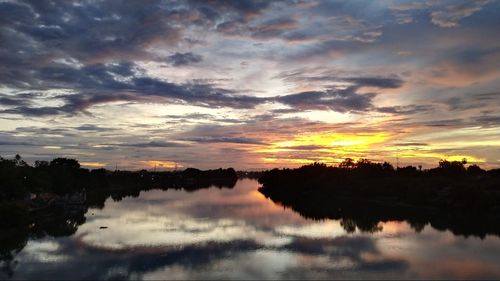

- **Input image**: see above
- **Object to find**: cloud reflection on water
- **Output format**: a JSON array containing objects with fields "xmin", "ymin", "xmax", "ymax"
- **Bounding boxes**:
[{"xmin": 6, "ymin": 179, "xmax": 500, "ymax": 280}]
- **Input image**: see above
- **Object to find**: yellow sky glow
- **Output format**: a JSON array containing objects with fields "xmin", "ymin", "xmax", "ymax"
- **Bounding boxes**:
[
  {"xmin": 255, "ymin": 131, "xmax": 488, "ymax": 166},
  {"xmin": 80, "ymin": 161, "xmax": 107, "ymax": 168}
]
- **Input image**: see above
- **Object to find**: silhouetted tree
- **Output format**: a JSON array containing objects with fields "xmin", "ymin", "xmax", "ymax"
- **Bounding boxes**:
[
  {"xmin": 50, "ymin": 158, "xmax": 80, "ymax": 169},
  {"xmin": 339, "ymin": 158, "xmax": 355, "ymax": 169},
  {"xmin": 467, "ymin": 164, "xmax": 485, "ymax": 176}
]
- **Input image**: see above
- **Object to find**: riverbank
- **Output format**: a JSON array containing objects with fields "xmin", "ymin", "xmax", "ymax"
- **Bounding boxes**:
[{"xmin": 258, "ymin": 160, "xmax": 500, "ymax": 238}]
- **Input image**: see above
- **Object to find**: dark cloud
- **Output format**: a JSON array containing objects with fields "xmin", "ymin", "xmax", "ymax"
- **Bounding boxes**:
[
  {"xmin": 422, "ymin": 119, "xmax": 465, "ymax": 127},
  {"xmin": 377, "ymin": 105, "xmax": 432, "ymax": 115},
  {"xmin": 473, "ymin": 92, "xmax": 500, "ymax": 101},
  {"xmin": 440, "ymin": 92, "xmax": 500, "ymax": 112},
  {"xmin": 167, "ymin": 52, "xmax": 203, "ymax": 66},
  {"xmin": 183, "ymin": 137, "xmax": 266, "ymax": 145},
  {"xmin": 475, "ymin": 115, "xmax": 500, "ymax": 127},
  {"xmin": 2, "ymin": 106, "xmax": 67, "ymax": 117},
  {"xmin": 276, "ymin": 87, "xmax": 375, "ymax": 112},
  {"xmin": 74, "ymin": 124, "xmax": 114, "ymax": 132},
  {"xmin": 1, "ymin": 3, "xmax": 180, "ymax": 92},
  {"xmin": 0, "ymin": 140, "xmax": 35, "ymax": 146},
  {"xmin": 450, "ymin": 47, "xmax": 500, "ymax": 66},
  {"xmin": 283, "ymin": 236, "xmax": 409, "ymax": 274},
  {"xmin": 23, "ymin": 0, "xmax": 180, "ymax": 61},
  {"xmin": 0, "ymin": 92, "xmax": 41, "ymax": 108},
  {"xmin": 14, "ymin": 126, "xmax": 69, "ymax": 135},
  {"xmin": 2, "ymin": 55, "xmax": 410, "ymax": 116},
  {"xmin": 270, "ymin": 74, "xmax": 416, "ymax": 115},
  {"xmin": 190, "ymin": 0, "xmax": 280, "ymax": 21},
  {"xmin": 1, "ymin": 62, "xmax": 266, "ymax": 116},
  {"xmin": 344, "ymin": 77, "xmax": 403, "ymax": 89},
  {"xmin": 0, "ymin": 1, "xmax": 239, "ymax": 116},
  {"xmin": 0, "ymin": 96, "xmax": 30, "ymax": 107},
  {"xmin": 277, "ymin": 70, "xmax": 404, "ymax": 89},
  {"xmin": 9, "ymin": 238, "xmax": 260, "ymax": 280},
  {"xmin": 113, "ymin": 141, "xmax": 188, "ymax": 148}
]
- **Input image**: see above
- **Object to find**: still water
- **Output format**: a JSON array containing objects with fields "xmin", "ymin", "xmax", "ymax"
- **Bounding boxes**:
[{"xmin": 4, "ymin": 179, "xmax": 500, "ymax": 279}]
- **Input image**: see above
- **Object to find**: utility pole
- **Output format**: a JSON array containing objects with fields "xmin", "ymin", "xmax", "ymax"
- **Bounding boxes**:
[{"xmin": 396, "ymin": 148, "xmax": 399, "ymax": 169}]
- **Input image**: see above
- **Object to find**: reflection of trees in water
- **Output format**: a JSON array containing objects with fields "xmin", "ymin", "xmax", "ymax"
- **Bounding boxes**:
[
  {"xmin": 31, "ymin": 210, "xmax": 87, "ymax": 238},
  {"xmin": 0, "ymin": 205, "xmax": 86, "ymax": 278},
  {"xmin": 340, "ymin": 219, "xmax": 357, "ymax": 233},
  {"xmin": 258, "ymin": 160, "xmax": 500, "ymax": 238},
  {"xmin": 0, "ymin": 175, "xmax": 237, "ymax": 278},
  {"xmin": 260, "ymin": 187, "xmax": 500, "ymax": 239},
  {"xmin": 340, "ymin": 218, "xmax": 383, "ymax": 234},
  {"xmin": 0, "ymin": 155, "xmax": 239, "ymax": 277},
  {"xmin": 0, "ymin": 229, "xmax": 28, "ymax": 278}
]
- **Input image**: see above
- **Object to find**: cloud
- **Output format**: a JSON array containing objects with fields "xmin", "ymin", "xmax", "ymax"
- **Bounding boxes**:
[
  {"xmin": 74, "ymin": 124, "xmax": 115, "ymax": 132},
  {"xmin": 422, "ymin": 119, "xmax": 465, "ymax": 127},
  {"xmin": 183, "ymin": 137, "xmax": 266, "ymax": 145},
  {"xmin": 190, "ymin": 0, "xmax": 282, "ymax": 21},
  {"xmin": 279, "ymin": 145, "xmax": 328, "ymax": 150},
  {"xmin": 216, "ymin": 15, "xmax": 300, "ymax": 40},
  {"xmin": 431, "ymin": 1, "xmax": 490, "ymax": 28},
  {"xmin": 276, "ymin": 69, "xmax": 404, "ymax": 89},
  {"xmin": 0, "ymin": 0, "xmax": 499, "ymax": 169},
  {"xmin": 377, "ymin": 105, "xmax": 432, "ymax": 115},
  {"xmin": 393, "ymin": 142, "xmax": 429, "ymax": 147},
  {"xmin": 272, "ymin": 73, "xmax": 405, "ymax": 113},
  {"xmin": 0, "ymin": 140, "xmax": 35, "ymax": 146},
  {"xmin": 344, "ymin": 77, "xmax": 403, "ymax": 89},
  {"xmin": 0, "ymin": 1, "xmax": 182, "ymax": 67},
  {"xmin": 250, "ymin": 17, "xmax": 299, "ymax": 39},
  {"xmin": 475, "ymin": 115, "xmax": 500, "ymax": 127},
  {"xmin": 162, "ymin": 113, "xmax": 215, "ymax": 120},
  {"xmin": 10, "ymin": 238, "xmax": 261, "ymax": 280},
  {"xmin": 441, "ymin": 92, "xmax": 500, "ymax": 112},
  {"xmin": 167, "ymin": 52, "xmax": 203, "ymax": 66},
  {"xmin": 277, "ymin": 88, "xmax": 375, "ymax": 112},
  {"xmin": 112, "ymin": 141, "xmax": 188, "ymax": 148},
  {"xmin": 1, "ymin": 62, "xmax": 266, "ymax": 116},
  {"xmin": 2, "ymin": 106, "xmax": 65, "ymax": 116},
  {"xmin": 0, "ymin": 95, "xmax": 30, "ymax": 106},
  {"xmin": 389, "ymin": 1, "xmax": 490, "ymax": 28},
  {"xmin": 2, "ymin": 56, "xmax": 409, "ymax": 116}
]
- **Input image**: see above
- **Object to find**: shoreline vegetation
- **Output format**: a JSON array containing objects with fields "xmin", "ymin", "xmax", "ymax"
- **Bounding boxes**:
[
  {"xmin": 0, "ymin": 154, "xmax": 238, "ymax": 276},
  {"xmin": 0, "ymin": 155, "xmax": 238, "ymax": 200},
  {"xmin": 258, "ymin": 158, "xmax": 500, "ymax": 238},
  {"xmin": 2, "ymin": 154, "xmax": 500, "ymax": 274}
]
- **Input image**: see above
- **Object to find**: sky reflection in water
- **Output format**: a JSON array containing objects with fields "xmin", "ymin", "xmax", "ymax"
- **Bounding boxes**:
[{"xmin": 6, "ymin": 179, "xmax": 500, "ymax": 280}]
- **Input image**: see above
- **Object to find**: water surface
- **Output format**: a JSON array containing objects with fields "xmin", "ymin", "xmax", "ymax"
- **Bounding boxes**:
[{"xmin": 3, "ymin": 179, "xmax": 500, "ymax": 279}]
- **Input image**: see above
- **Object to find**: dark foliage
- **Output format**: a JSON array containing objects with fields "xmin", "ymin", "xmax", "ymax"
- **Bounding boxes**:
[
  {"xmin": 0, "ymin": 155, "xmax": 237, "ymax": 201},
  {"xmin": 258, "ymin": 158, "xmax": 500, "ymax": 238},
  {"xmin": 0, "ymin": 154, "xmax": 239, "ymax": 275}
]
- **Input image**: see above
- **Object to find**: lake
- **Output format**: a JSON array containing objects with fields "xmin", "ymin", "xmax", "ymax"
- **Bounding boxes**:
[{"xmin": 3, "ymin": 179, "xmax": 500, "ymax": 280}]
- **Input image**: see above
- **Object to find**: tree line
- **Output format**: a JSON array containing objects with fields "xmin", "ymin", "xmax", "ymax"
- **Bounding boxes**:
[{"xmin": 0, "ymin": 154, "xmax": 238, "ymax": 202}]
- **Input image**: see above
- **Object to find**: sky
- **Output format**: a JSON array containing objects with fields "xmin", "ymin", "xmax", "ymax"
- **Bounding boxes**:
[{"xmin": 0, "ymin": 0, "xmax": 499, "ymax": 170}]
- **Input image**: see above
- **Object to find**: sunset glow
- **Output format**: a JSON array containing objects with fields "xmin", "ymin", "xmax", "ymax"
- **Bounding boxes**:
[{"xmin": 0, "ymin": 0, "xmax": 499, "ymax": 169}]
